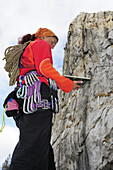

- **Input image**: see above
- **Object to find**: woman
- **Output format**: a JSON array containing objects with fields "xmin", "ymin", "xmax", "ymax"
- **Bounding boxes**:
[{"xmin": 8, "ymin": 28, "xmax": 82, "ymax": 170}]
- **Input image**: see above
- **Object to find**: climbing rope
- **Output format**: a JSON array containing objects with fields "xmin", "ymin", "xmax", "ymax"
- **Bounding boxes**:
[
  {"xmin": 3, "ymin": 41, "xmax": 31, "ymax": 86},
  {"xmin": 0, "ymin": 104, "xmax": 6, "ymax": 132}
]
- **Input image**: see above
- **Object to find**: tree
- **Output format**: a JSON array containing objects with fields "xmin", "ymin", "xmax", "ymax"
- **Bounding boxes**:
[{"xmin": 2, "ymin": 154, "xmax": 11, "ymax": 170}]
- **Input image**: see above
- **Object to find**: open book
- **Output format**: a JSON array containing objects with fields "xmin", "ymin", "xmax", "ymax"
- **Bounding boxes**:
[{"xmin": 64, "ymin": 75, "xmax": 91, "ymax": 88}]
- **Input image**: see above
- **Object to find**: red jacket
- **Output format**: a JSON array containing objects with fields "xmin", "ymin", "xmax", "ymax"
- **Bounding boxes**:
[{"xmin": 19, "ymin": 38, "xmax": 74, "ymax": 93}]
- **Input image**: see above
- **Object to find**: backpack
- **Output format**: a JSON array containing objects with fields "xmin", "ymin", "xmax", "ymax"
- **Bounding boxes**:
[{"xmin": 3, "ymin": 41, "xmax": 31, "ymax": 86}]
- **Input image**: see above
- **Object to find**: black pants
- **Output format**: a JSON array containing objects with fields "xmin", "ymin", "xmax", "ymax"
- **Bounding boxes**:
[{"xmin": 9, "ymin": 109, "xmax": 56, "ymax": 170}]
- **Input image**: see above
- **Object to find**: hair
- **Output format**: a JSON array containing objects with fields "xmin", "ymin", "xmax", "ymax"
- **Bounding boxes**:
[
  {"xmin": 18, "ymin": 34, "xmax": 59, "ymax": 44},
  {"xmin": 18, "ymin": 34, "xmax": 36, "ymax": 44}
]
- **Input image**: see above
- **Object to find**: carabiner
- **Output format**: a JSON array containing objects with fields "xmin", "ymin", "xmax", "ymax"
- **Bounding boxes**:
[{"xmin": 17, "ymin": 85, "xmax": 25, "ymax": 98}]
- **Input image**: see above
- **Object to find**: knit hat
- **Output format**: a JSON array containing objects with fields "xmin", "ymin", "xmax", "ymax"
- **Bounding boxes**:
[{"xmin": 35, "ymin": 28, "xmax": 58, "ymax": 40}]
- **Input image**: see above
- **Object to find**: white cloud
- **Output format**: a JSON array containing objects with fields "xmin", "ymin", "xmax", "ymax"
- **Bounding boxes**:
[{"xmin": 0, "ymin": 125, "xmax": 19, "ymax": 167}]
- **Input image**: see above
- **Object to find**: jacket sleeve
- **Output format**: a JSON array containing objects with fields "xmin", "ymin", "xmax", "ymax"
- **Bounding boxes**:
[{"xmin": 40, "ymin": 58, "xmax": 74, "ymax": 93}]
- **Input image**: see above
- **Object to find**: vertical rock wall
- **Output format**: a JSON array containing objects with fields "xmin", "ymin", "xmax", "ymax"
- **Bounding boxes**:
[{"xmin": 51, "ymin": 11, "xmax": 113, "ymax": 170}]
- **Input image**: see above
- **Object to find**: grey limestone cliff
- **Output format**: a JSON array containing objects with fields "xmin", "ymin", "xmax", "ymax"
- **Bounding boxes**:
[{"xmin": 51, "ymin": 11, "xmax": 113, "ymax": 170}]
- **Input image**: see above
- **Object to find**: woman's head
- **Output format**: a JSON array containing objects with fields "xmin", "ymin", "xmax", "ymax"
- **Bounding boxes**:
[
  {"xmin": 18, "ymin": 28, "xmax": 58, "ymax": 48},
  {"xmin": 35, "ymin": 28, "xmax": 58, "ymax": 49}
]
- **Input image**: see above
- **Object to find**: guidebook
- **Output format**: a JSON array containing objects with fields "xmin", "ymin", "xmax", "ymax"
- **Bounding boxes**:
[{"xmin": 64, "ymin": 75, "xmax": 91, "ymax": 88}]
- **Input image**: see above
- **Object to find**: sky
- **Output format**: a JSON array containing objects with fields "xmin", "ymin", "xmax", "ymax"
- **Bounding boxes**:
[{"xmin": 0, "ymin": 0, "xmax": 113, "ymax": 168}]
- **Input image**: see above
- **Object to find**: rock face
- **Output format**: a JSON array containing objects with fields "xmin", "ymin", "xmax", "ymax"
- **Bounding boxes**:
[{"xmin": 51, "ymin": 11, "xmax": 113, "ymax": 170}]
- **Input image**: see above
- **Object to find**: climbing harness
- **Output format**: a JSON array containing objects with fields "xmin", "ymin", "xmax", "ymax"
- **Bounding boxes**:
[
  {"xmin": 16, "ymin": 71, "xmax": 51, "ymax": 114},
  {"xmin": 3, "ymin": 71, "xmax": 59, "ymax": 119}
]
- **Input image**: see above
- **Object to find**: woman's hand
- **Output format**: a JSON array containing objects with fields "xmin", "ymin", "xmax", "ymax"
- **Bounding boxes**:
[{"xmin": 72, "ymin": 81, "xmax": 83, "ymax": 90}]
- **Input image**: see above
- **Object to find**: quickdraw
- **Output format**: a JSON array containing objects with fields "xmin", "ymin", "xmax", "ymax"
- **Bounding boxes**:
[
  {"xmin": 16, "ymin": 71, "xmax": 51, "ymax": 114},
  {"xmin": 49, "ymin": 79, "xmax": 59, "ymax": 114}
]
